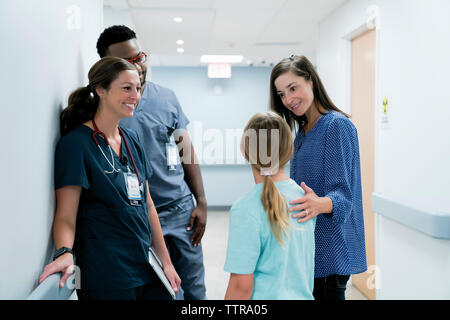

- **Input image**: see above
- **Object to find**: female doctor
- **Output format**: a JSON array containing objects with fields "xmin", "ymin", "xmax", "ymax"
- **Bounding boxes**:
[{"xmin": 39, "ymin": 56, "xmax": 181, "ymax": 300}]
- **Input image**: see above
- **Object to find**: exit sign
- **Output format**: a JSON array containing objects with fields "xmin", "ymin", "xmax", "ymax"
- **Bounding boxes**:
[{"xmin": 208, "ymin": 63, "xmax": 231, "ymax": 78}]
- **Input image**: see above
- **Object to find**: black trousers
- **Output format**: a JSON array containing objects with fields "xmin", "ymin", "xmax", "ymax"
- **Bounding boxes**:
[
  {"xmin": 76, "ymin": 273, "xmax": 173, "ymax": 300},
  {"xmin": 313, "ymin": 274, "xmax": 351, "ymax": 300}
]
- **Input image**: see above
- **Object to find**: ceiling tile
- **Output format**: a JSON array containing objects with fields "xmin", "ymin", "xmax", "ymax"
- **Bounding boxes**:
[{"xmin": 104, "ymin": 0, "xmax": 346, "ymax": 66}]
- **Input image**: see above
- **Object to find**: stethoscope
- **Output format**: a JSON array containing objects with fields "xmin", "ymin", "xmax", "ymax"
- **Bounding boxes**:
[{"xmin": 91, "ymin": 119, "xmax": 142, "ymax": 188}]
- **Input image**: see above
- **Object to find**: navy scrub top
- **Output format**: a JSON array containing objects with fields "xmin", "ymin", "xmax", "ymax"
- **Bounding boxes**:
[{"xmin": 54, "ymin": 125, "xmax": 154, "ymax": 290}]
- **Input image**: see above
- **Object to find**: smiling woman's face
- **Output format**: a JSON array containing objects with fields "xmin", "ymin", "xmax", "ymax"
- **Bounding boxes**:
[
  {"xmin": 97, "ymin": 70, "xmax": 141, "ymax": 120},
  {"xmin": 274, "ymin": 71, "xmax": 315, "ymax": 117}
]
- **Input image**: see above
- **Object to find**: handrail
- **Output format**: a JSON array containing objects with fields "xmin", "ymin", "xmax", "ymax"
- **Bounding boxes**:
[
  {"xmin": 372, "ymin": 192, "xmax": 450, "ymax": 239},
  {"xmin": 27, "ymin": 273, "xmax": 75, "ymax": 300}
]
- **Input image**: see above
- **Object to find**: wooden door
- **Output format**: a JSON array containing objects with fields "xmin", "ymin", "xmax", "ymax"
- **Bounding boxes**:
[{"xmin": 350, "ymin": 28, "xmax": 376, "ymax": 300}]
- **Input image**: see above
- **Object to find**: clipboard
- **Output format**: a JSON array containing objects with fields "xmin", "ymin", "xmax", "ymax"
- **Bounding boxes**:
[{"xmin": 148, "ymin": 247, "xmax": 176, "ymax": 299}]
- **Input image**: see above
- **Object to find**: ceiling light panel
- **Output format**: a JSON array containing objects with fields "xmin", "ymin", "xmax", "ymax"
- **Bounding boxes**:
[{"xmin": 200, "ymin": 55, "xmax": 243, "ymax": 63}]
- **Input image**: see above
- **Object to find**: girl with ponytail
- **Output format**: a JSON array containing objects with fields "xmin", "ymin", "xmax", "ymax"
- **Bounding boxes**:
[{"xmin": 224, "ymin": 111, "xmax": 316, "ymax": 300}]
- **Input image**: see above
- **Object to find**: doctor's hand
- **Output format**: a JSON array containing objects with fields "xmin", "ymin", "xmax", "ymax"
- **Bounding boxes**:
[
  {"xmin": 290, "ymin": 182, "xmax": 333, "ymax": 223},
  {"xmin": 163, "ymin": 263, "xmax": 182, "ymax": 294},
  {"xmin": 39, "ymin": 253, "xmax": 75, "ymax": 288},
  {"xmin": 187, "ymin": 202, "xmax": 207, "ymax": 247}
]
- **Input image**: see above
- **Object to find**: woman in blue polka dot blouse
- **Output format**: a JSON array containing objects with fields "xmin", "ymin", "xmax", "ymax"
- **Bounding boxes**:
[{"xmin": 269, "ymin": 55, "xmax": 367, "ymax": 300}]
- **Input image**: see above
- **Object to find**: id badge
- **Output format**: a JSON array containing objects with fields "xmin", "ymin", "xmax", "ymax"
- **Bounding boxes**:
[
  {"xmin": 166, "ymin": 136, "xmax": 179, "ymax": 171},
  {"xmin": 123, "ymin": 172, "xmax": 142, "ymax": 206}
]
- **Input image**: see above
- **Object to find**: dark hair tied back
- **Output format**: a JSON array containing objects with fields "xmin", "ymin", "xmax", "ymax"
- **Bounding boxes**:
[{"xmin": 59, "ymin": 56, "xmax": 137, "ymax": 136}]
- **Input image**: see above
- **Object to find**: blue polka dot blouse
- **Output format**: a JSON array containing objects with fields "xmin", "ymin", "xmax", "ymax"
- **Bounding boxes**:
[{"xmin": 290, "ymin": 111, "xmax": 367, "ymax": 278}]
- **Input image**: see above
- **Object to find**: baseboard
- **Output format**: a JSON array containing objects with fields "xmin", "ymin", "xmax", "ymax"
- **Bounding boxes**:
[{"xmin": 208, "ymin": 205, "xmax": 231, "ymax": 211}]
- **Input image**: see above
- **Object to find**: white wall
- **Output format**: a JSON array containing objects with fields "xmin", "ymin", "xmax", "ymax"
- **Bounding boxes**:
[
  {"xmin": 0, "ymin": 0, "xmax": 103, "ymax": 299},
  {"xmin": 318, "ymin": 0, "xmax": 450, "ymax": 299}
]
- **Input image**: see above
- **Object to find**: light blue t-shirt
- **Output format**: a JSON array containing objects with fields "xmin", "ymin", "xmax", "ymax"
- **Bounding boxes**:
[{"xmin": 224, "ymin": 179, "xmax": 316, "ymax": 300}]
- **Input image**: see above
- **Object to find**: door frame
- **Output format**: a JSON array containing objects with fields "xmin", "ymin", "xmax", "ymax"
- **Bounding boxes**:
[{"xmin": 341, "ymin": 13, "xmax": 382, "ymax": 299}]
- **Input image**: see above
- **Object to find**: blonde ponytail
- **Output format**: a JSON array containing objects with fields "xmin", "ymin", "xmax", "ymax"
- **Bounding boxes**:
[
  {"xmin": 241, "ymin": 111, "xmax": 294, "ymax": 246},
  {"xmin": 261, "ymin": 175, "xmax": 290, "ymax": 245}
]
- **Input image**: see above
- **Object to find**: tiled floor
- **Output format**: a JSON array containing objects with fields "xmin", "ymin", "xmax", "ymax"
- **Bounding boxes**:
[{"xmin": 202, "ymin": 210, "xmax": 368, "ymax": 300}]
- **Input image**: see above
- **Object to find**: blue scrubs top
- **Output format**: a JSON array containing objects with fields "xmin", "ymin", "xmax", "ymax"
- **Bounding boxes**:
[
  {"xmin": 120, "ymin": 82, "xmax": 192, "ymax": 209},
  {"xmin": 54, "ymin": 125, "xmax": 153, "ymax": 290},
  {"xmin": 290, "ymin": 111, "xmax": 367, "ymax": 278}
]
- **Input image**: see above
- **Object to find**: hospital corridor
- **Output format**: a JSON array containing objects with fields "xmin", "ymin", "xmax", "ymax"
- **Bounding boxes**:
[{"xmin": 0, "ymin": 0, "xmax": 449, "ymax": 306}]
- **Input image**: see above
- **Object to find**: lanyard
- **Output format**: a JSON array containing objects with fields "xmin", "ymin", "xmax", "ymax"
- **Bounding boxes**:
[{"xmin": 91, "ymin": 119, "xmax": 142, "ymax": 186}]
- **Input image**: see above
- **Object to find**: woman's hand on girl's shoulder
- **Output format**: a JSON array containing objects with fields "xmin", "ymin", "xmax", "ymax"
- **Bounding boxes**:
[{"xmin": 290, "ymin": 182, "xmax": 332, "ymax": 223}]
